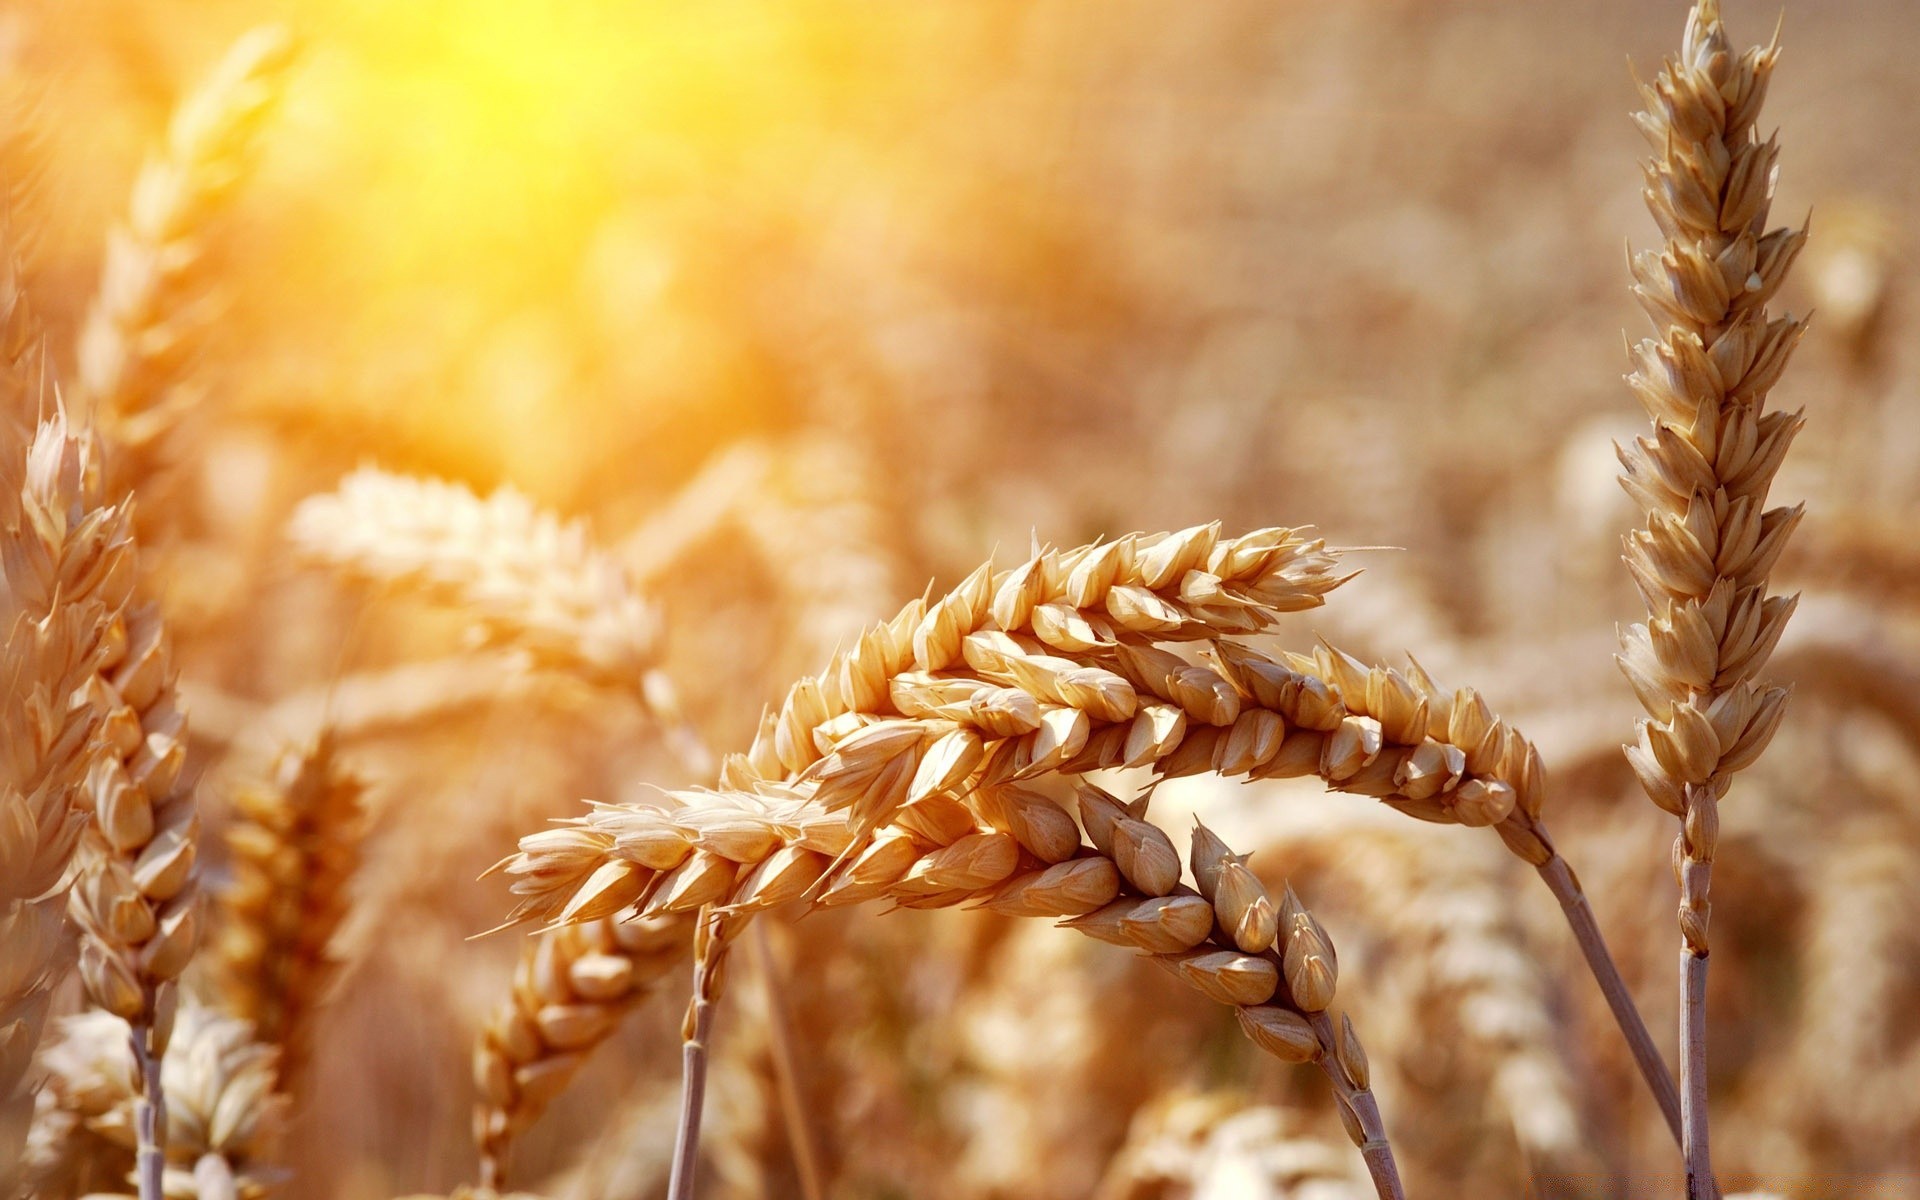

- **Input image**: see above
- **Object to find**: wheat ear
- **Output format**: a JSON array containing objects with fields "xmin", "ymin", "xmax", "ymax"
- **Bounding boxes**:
[
  {"xmin": 507, "ymin": 777, "xmax": 1405, "ymax": 1197},
  {"xmin": 79, "ymin": 25, "xmax": 294, "ymax": 505},
  {"xmin": 474, "ymin": 913, "xmax": 692, "ymax": 1188},
  {"xmin": 1097, "ymin": 1091, "xmax": 1369, "ymax": 1200},
  {"xmin": 1621, "ymin": 4, "xmax": 1807, "ymax": 1192},
  {"xmin": 28, "ymin": 1006, "xmax": 288, "ymax": 1199},
  {"xmin": 496, "ymin": 524, "xmax": 1350, "ymax": 1180},
  {"xmin": 23, "ymin": 413, "xmax": 212, "ymax": 1199},
  {"xmin": 2, "ymin": 410, "xmax": 137, "ymax": 1194},
  {"xmin": 289, "ymin": 467, "xmax": 708, "ymax": 773},
  {"xmin": 208, "ymin": 732, "xmax": 367, "ymax": 1094}
]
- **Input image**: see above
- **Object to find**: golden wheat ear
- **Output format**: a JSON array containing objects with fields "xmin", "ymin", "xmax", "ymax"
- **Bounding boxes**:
[
  {"xmin": 81, "ymin": 25, "xmax": 295, "ymax": 511},
  {"xmin": 2, "ymin": 408, "xmax": 142, "ymax": 1197},
  {"xmin": 1621, "ymin": 4, "xmax": 1808, "ymax": 1193},
  {"xmin": 207, "ymin": 732, "xmax": 367, "ymax": 1097}
]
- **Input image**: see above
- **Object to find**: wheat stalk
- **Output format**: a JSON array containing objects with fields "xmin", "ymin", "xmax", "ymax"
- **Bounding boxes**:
[
  {"xmin": 1620, "ymin": 4, "xmax": 1807, "ymax": 1191},
  {"xmin": 78, "ymin": 25, "xmax": 294, "ymax": 507},
  {"xmin": 207, "ymin": 732, "xmax": 367, "ymax": 1094},
  {"xmin": 288, "ymin": 467, "xmax": 708, "ymax": 773}
]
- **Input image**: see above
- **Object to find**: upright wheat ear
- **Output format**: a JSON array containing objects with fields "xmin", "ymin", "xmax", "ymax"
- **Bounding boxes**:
[
  {"xmin": 1, "ymin": 409, "xmax": 136, "ymax": 1194},
  {"xmin": 28, "ymin": 1006, "xmax": 288, "ymax": 1199},
  {"xmin": 11, "ymin": 419, "xmax": 207, "ymax": 1200},
  {"xmin": 79, "ymin": 25, "xmax": 294, "ymax": 505},
  {"xmin": 210, "ymin": 733, "xmax": 367, "ymax": 1094},
  {"xmin": 1622, "ymin": 4, "xmax": 1806, "ymax": 1194}
]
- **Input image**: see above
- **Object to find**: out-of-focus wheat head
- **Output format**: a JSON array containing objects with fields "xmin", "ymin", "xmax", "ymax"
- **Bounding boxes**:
[
  {"xmin": 208, "ymin": 732, "xmax": 367, "ymax": 1094},
  {"xmin": 2, "ymin": 409, "xmax": 137, "ymax": 1189},
  {"xmin": 29, "ymin": 1005, "xmax": 288, "ymax": 1200},
  {"xmin": 287, "ymin": 469, "xmax": 692, "ymax": 745},
  {"xmin": 1096, "ymin": 1090, "xmax": 1368, "ymax": 1200},
  {"xmin": 80, "ymin": 25, "xmax": 294, "ymax": 506},
  {"xmin": 473, "ymin": 914, "xmax": 691, "ymax": 1189}
]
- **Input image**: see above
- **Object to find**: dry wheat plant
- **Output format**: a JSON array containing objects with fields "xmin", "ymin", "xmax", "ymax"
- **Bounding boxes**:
[{"xmin": 3, "ymin": 0, "xmax": 1916, "ymax": 1198}]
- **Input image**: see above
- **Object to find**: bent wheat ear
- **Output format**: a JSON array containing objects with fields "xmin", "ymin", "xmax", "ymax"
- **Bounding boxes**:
[
  {"xmin": 1624, "ymin": 4, "xmax": 1805, "ymax": 1192},
  {"xmin": 471, "ymin": 525, "xmax": 1347, "ymax": 1183},
  {"xmin": 80, "ymin": 25, "xmax": 295, "ymax": 506},
  {"xmin": 209, "ymin": 732, "xmax": 367, "ymax": 1094}
]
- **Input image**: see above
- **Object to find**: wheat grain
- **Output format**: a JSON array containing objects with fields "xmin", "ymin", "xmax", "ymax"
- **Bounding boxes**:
[
  {"xmin": 79, "ymin": 25, "xmax": 294, "ymax": 506},
  {"xmin": 1621, "ymin": 4, "xmax": 1807, "ymax": 1189},
  {"xmin": 208, "ymin": 732, "xmax": 367, "ymax": 1094}
]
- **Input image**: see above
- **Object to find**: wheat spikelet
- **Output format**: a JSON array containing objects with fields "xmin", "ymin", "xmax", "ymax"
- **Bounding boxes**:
[
  {"xmin": 79, "ymin": 25, "xmax": 294, "ymax": 503},
  {"xmin": 27, "ymin": 1005, "xmax": 288, "ymax": 1199},
  {"xmin": 207, "ymin": 732, "xmax": 367, "ymax": 1093},
  {"xmin": 473, "ymin": 914, "xmax": 692, "ymax": 1188},
  {"xmin": 2, "ymin": 409, "xmax": 140, "ymax": 1190}
]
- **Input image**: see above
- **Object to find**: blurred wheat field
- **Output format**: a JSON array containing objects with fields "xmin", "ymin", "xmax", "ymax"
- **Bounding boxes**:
[{"xmin": 3, "ymin": 1, "xmax": 1918, "ymax": 1198}]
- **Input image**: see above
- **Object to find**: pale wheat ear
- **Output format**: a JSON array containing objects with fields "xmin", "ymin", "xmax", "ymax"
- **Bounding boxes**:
[
  {"xmin": 287, "ymin": 466, "xmax": 712, "ymax": 772},
  {"xmin": 1623, "ymin": 4, "xmax": 1808, "ymax": 1193},
  {"xmin": 206, "ymin": 731, "xmax": 367, "ymax": 1098},
  {"xmin": 1, "ymin": 409, "xmax": 136, "ymax": 1196},
  {"xmin": 80, "ymin": 25, "xmax": 295, "ymax": 514},
  {"xmin": 2, "ymin": 407, "xmax": 206, "ymax": 1200}
]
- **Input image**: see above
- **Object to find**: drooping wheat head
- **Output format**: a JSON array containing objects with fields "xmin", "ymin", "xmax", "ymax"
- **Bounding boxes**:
[{"xmin": 28, "ymin": 1005, "xmax": 288, "ymax": 1200}]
